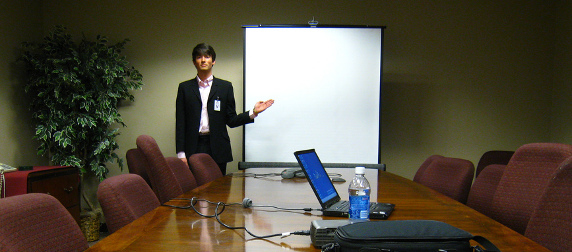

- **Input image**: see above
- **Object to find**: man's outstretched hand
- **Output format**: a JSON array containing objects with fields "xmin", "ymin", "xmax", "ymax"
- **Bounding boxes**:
[{"xmin": 253, "ymin": 99, "xmax": 274, "ymax": 115}]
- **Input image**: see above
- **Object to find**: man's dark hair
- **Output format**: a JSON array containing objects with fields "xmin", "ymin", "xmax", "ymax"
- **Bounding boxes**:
[{"xmin": 192, "ymin": 43, "xmax": 216, "ymax": 61}]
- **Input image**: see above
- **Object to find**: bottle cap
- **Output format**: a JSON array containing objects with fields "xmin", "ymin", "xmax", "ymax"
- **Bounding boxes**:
[{"xmin": 355, "ymin": 166, "xmax": 365, "ymax": 174}]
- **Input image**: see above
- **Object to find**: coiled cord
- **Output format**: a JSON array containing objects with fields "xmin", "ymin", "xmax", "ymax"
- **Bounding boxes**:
[{"xmin": 163, "ymin": 197, "xmax": 311, "ymax": 239}]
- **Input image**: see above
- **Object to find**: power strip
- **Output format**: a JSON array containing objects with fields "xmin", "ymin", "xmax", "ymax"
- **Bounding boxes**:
[{"xmin": 310, "ymin": 219, "xmax": 352, "ymax": 247}]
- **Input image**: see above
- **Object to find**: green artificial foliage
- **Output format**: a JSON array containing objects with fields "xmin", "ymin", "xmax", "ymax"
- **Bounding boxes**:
[{"xmin": 20, "ymin": 25, "xmax": 143, "ymax": 182}]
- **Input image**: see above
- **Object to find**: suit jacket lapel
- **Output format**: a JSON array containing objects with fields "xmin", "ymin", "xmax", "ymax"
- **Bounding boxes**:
[
  {"xmin": 190, "ymin": 77, "xmax": 201, "ymax": 100},
  {"xmin": 209, "ymin": 77, "xmax": 219, "ymax": 101}
]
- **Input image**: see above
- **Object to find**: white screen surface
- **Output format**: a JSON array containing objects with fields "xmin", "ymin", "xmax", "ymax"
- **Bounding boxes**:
[{"xmin": 243, "ymin": 26, "xmax": 383, "ymax": 163}]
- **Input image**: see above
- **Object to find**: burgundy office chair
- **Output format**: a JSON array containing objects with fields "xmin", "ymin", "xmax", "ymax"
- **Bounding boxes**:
[
  {"xmin": 413, "ymin": 155, "xmax": 444, "ymax": 183},
  {"xmin": 475, "ymin": 150, "xmax": 514, "ymax": 178},
  {"xmin": 0, "ymin": 193, "xmax": 89, "ymax": 252},
  {"xmin": 126, "ymin": 148, "xmax": 152, "ymax": 187},
  {"xmin": 415, "ymin": 156, "xmax": 475, "ymax": 204},
  {"xmin": 97, "ymin": 174, "xmax": 161, "ymax": 233},
  {"xmin": 136, "ymin": 134, "xmax": 184, "ymax": 204},
  {"xmin": 490, "ymin": 143, "xmax": 572, "ymax": 234},
  {"xmin": 524, "ymin": 156, "xmax": 572, "ymax": 252},
  {"xmin": 188, "ymin": 153, "xmax": 223, "ymax": 186},
  {"xmin": 466, "ymin": 164, "xmax": 506, "ymax": 216},
  {"xmin": 166, "ymin": 156, "xmax": 198, "ymax": 192}
]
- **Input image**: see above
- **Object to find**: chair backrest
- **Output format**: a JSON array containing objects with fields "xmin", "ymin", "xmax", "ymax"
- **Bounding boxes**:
[
  {"xmin": 415, "ymin": 156, "xmax": 475, "ymax": 204},
  {"xmin": 0, "ymin": 193, "xmax": 88, "ymax": 252},
  {"xmin": 188, "ymin": 153, "xmax": 223, "ymax": 186},
  {"xmin": 490, "ymin": 142, "xmax": 572, "ymax": 234},
  {"xmin": 475, "ymin": 150, "xmax": 514, "ymax": 178},
  {"xmin": 97, "ymin": 174, "xmax": 161, "ymax": 233},
  {"xmin": 126, "ymin": 148, "xmax": 152, "ymax": 187},
  {"xmin": 166, "ymin": 156, "xmax": 198, "ymax": 192},
  {"xmin": 466, "ymin": 164, "xmax": 506, "ymax": 216},
  {"xmin": 136, "ymin": 134, "xmax": 183, "ymax": 204},
  {"xmin": 413, "ymin": 155, "xmax": 444, "ymax": 183},
  {"xmin": 524, "ymin": 156, "xmax": 572, "ymax": 252}
]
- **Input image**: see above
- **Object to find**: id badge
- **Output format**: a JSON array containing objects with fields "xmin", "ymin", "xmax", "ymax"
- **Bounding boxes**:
[{"xmin": 214, "ymin": 99, "xmax": 221, "ymax": 111}]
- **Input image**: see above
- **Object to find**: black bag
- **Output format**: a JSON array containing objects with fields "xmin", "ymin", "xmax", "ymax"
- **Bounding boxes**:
[{"xmin": 322, "ymin": 220, "xmax": 500, "ymax": 252}]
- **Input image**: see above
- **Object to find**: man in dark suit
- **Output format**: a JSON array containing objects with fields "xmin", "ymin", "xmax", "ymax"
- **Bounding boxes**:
[{"xmin": 176, "ymin": 43, "xmax": 274, "ymax": 175}]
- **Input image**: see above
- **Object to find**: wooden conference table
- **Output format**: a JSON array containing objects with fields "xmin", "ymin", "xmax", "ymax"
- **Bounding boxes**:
[{"xmin": 87, "ymin": 168, "xmax": 549, "ymax": 251}]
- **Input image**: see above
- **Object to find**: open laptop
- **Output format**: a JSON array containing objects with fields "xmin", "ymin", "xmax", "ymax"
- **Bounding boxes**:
[{"xmin": 294, "ymin": 149, "xmax": 395, "ymax": 219}]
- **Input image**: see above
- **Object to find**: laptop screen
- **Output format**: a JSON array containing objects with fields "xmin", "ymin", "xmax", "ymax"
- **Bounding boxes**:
[{"xmin": 295, "ymin": 149, "xmax": 339, "ymax": 204}]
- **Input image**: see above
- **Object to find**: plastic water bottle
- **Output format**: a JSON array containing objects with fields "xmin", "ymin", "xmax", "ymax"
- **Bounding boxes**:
[{"xmin": 348, "ymin": 166, "xmax": 370, "ymax": 221}]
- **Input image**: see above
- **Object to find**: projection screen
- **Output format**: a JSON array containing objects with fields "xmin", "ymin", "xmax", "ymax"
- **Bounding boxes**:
[{"xmin": 243, "ymin": 25, "xmax": 384, "ymax": 163}]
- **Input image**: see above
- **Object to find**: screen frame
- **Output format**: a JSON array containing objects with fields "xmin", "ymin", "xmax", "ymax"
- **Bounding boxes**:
[{"xmin": 242, "ymin": 24, "xmax": 385, "ymax": 164}]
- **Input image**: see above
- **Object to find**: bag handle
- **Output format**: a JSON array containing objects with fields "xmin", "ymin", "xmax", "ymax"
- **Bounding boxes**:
[
  {"xmin": 321, "ymin": 243, "xmax": 338, "ymax": 252},
  {"xmin": 322, "ymin": 235, "xmax": 501, "ymax": 252},
  {"xmin": 473, "ymin": 235, "xmax": 501, "ymax": 252}
]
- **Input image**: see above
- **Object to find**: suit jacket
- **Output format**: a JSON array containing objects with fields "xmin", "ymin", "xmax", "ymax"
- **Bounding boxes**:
[{"xmin": 176, "ymin": 77, "xmax": 253, "ymax": 163}]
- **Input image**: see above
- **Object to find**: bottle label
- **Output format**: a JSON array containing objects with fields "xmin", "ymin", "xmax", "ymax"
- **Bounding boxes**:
[{"xmin": 349, "ymin": 194, "xmax": 370, "ymax": 220}]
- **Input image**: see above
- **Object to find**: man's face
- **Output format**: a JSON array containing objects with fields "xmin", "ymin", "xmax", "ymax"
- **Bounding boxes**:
[{"xmin": 193, "ymin": 54, "xmax": 215, "ymax": 72}]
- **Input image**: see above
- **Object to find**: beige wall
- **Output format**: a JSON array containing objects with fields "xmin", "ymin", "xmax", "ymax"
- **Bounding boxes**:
[
  {"xmin": 552, "ymin": 0, "xmax": 572, "ymax": 143},
  {"xmin": 0, "ymin": 1, "xmax": 46, "ymax": 167},
  {"xmin": 2, "ymin": 0, "xmax": 571, "ymax": 182}
]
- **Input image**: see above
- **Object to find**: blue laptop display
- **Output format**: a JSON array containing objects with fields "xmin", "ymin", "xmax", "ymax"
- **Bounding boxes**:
[
  {"xmin": 294, "ymin": 149, "xmax": 394, "ymax": 219},
  {"xmin": 295, "ymin": 149, "xmax": 340, "ymax": 204}
]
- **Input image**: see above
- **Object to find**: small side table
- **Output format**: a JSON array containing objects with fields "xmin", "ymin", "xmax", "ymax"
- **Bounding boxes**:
[{"xmin": 2, "ymin": 166, "xmax": 81, "ymax": 224}]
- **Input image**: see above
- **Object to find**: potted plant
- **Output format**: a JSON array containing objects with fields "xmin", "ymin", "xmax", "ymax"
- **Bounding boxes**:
[{"xmin": 19, "ymin": 25, "xmax": 143, "ymax": 240}]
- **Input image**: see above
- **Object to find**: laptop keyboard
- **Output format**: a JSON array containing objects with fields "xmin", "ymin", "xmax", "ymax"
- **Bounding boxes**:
[
  {"xmin": 334, "ymin": 201, "xmax": 350, "ymax": 211},
  {"xmin": 332, "ymin": 201, "xmax": 376, "ymax": 211}
]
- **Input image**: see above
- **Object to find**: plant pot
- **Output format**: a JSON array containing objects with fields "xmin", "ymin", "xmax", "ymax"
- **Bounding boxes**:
[{"xmin": 80, "ymin": 211, "xmax": 101, "ymax": 242}]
